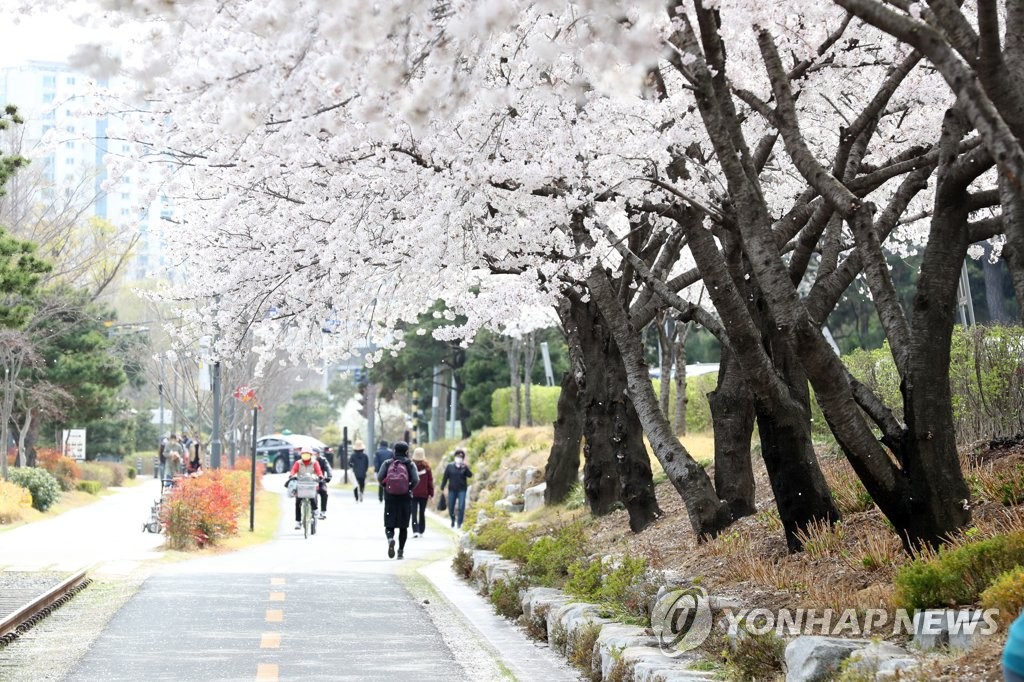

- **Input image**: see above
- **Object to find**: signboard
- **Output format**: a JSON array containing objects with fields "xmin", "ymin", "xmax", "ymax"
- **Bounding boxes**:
[
  {"xmin": 62, "ymin": 429, "xmax": 87, "ymax": 461},
  {"xmin": 150, "ymin": 408, "xmax": 173, "ymax": 425}
]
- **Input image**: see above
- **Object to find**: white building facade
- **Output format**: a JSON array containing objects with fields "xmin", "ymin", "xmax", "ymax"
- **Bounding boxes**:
[{"xmin": 0, "ymin": 60, "xmax": 168, "ymax": 281}]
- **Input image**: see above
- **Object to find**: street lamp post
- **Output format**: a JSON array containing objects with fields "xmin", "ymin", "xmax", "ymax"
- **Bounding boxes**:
[
  {"xmin": 157, "ymin": 381, "xmax": 164, "ymax": 479},
  {"xmin": 211, "ymin": 360, "xmax": 222, "ymax": 469}
]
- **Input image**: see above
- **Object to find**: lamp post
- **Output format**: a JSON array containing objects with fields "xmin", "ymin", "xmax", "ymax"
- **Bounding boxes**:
[
  {"xmin": 233, "ymin": 386, "xmax": 260, "ymax": 532},
  {"xmin": 211, "ymin": 360, "xmax": 222, "ymax": 469}
]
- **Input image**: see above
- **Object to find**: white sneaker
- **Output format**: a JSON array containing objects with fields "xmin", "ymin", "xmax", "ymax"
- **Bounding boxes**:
[{"xmin": 294, "ymin": 523, "xmax": 301, "ymax": 530}]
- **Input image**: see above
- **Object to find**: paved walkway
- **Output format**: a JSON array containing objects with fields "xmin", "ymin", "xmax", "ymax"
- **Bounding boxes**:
[
  {"xmin": 0, "ymin": 479, "xmax": 165, "ymax": 574},
  {"xmin": 49, "ymin": 474, "xmax": 578, "ymax": 681}
]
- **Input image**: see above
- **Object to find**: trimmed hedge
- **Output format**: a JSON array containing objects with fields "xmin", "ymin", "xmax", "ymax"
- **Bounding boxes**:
[
  {"xmin": 491, "ymin": 373, "xmax": 719, "ymax": 433},
  {"xmin": 76, "ymin": 480, "xmax": 103, "ymax": 495}
]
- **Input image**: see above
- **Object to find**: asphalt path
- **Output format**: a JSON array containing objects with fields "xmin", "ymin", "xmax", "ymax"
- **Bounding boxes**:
[{"xmin": 60, "ymin": 474, "xmax": 572, "ymax": 682}]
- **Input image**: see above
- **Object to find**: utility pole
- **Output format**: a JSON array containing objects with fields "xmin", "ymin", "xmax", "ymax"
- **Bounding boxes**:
[{"xmin": 211, "ymin": 360, "xmax": 222, "ymax": 468}]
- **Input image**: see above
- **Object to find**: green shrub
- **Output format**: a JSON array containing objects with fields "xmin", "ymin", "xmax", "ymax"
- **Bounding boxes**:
[
  {"xmin": 473, "ymin": 518, "xmax": 515, "ymax": 550},
  {"xmin": 496, "ymin": 528, "xmax": 532, "ymax": 563},
  {"xmin": 721, "ymin": 629, "xmax": 786, "ymax": 682},
  {"xmin": 8, "ymin": 467, "xmax": 62, "ymax": 512},
  {"xmin": 566, "ymin": 557, "xmax": 604, "ymax": 600},
  {"xmin": 489, "ymin": 572, "xmax": 528, "ymax": 619},
  {"xmin": 76, "ymin": 480, "xmax": 103, "ymax": 495},
  {"xmin": 126, "ymin": 466, "xmax": 137, "ymax": 480},
  {"xmin": 79, "ymin": 462, "xmax": 115, "ymax": 488},
  {"xmin": 525, "ymin": 522, "xmax": 589, "ymax": 587},
  {"xmin": 565, "ymin": 483, "xmax": 586, "ymax": 510},
  {"xmin": 981, "ymin": 566, "xmax": 1024, "ymax": 626},
  {"xmin": 452, "ymin": 548, "xmax": 474, "ymax": 579},
  {"xmin": 566, "ymin": 555, "xmax": 652, "ymax": 622},
  {"xmin": 895, "ymin": 531, "xmax": 1024, "ymax": 609}
]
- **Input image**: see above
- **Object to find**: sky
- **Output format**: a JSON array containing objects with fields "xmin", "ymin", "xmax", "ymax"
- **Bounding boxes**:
[{"xmin": 0, "ymin": 11, "xmax": 115, "ymax": 67}]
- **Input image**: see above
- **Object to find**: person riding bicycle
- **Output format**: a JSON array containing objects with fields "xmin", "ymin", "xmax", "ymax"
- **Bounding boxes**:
[{"xmin": 287, "ymin": 447, "xmax": 323, "ymax": 530}]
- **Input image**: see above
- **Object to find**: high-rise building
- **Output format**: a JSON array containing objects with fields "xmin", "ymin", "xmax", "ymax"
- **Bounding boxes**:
[{"xmin": 0, "ymin": 60, "xmax": 169, "ymax": 281}]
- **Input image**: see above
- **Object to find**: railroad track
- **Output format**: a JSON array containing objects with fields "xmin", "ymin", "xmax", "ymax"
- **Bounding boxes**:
[{"xmin": 0, "ymin": 569, "xmax": 92, "ymax": 648}]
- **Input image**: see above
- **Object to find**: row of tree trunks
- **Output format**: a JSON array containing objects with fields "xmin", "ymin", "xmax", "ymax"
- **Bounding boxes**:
[{"xmin": 541, "ymin": 292, "xmax": 662, "ymax": 532}]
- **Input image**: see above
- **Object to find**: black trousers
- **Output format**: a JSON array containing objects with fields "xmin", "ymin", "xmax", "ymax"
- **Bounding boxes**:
[
  {"xmin": 353, "ymin": 475, "xmax": 366, "ymax": 499},
  {"xmin": 294, "ymin": 495, "xmax": 318, "ymax": 522},
  {"xmin": 385, "ymin": 526, "xmax": 409, "ymax": 551},
  {"xmin": 411, "ymin": 497, "xmax": 428, "ymax": 534},
  {"xmin": 318, "ymin": 486, "xmax": 328, "ymax": 513}
]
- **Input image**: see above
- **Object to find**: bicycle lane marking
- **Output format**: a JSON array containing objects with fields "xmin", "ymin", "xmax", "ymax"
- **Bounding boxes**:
[{"xmin": 258, "ymin": 576, "xmax": 284, "ymax": 681}]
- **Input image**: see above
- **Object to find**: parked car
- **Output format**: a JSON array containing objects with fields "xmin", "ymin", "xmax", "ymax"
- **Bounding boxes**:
[{"xmin": 257, "ymin": 433, "xmax": 329, "ymax": 474}]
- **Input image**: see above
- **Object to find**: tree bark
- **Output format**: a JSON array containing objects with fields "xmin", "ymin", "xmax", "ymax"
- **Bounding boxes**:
[
  {"xmin": 523, "ymin": 332, "xmax": 536, "ymax": 427},
  {"xmin": 562, "ymin": 290, "xmax": 662, "ymax": 532},
  {"xmin": 673, "ymin": 323, "xmax": 690, "ymax": 436},
  {"xmin": 656, "ymin": 314, "xmax": 673, "ymax": 416},
  {"xmin": 545, "ymin": 370, "xmax": 583, "ymax": 505},
  {"xmin": 706, "ymin": 348, "xmax": 756, "ymax": 520},
  {"xmin": 507, "ymin": 338, "xmax": 522, "ymax": 428},
  {"xmin": 588, "ymin": 270, "xmax": 731, "ymax": 539}
]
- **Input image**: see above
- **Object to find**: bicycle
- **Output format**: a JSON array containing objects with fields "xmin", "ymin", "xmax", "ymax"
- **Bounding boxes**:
[{"xmin": 293, "ymin": 476, "xmax": 319, "ymax": 539}]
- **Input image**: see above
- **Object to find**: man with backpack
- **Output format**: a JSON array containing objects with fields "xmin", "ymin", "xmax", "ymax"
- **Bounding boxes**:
[
  {"xmin": 376, "ymin": 441, "xmax": 418, "ymax": 560},
  {"xmin": 315, "ymin": 449, "xmax": 333, "ymax": 519},
  {"xmin": 373, "ymin": 440, "xmax": 393, "ymax": 503}
]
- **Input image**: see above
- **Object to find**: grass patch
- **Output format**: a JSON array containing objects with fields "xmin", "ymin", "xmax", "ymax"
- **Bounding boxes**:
[{"xmin": 219, "ymin": 489, "xmax": 282, "ymax": 551}]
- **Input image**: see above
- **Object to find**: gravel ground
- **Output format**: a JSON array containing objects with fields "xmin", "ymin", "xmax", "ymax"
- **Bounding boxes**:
[{"xmin": 0, "ymin": 573, "xmax": 146, "ymax": 682}]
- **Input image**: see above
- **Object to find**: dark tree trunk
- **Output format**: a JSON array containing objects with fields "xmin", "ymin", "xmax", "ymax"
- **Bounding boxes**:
[
  {"xmin": 673, "ymin": 326, "xmax": 689, "ymax": 436},
  {"xmin": 507, "ymin": 338, "xmax": 522, "ymax": 427},
  {"xmin": 706, "ymin": 348, "xmax": 756, "ymax": 520},
  {"xmin": 545, "ymin": 370, "xmax": 583, "ymax": 505},
  {"xmin": 587, "ymin": 271, "xmax": 732, "ymax": 539},
  {"xmin": 563, "ymin": 291, "xmax": 662, "ymax": 532}
]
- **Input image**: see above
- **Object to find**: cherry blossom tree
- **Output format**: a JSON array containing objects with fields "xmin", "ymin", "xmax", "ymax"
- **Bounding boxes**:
[{"xmin": 29, "ymin": 0, "xmax": 1014, "ymax": 548}]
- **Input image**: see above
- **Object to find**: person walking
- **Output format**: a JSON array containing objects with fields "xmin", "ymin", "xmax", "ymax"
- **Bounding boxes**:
[
  {"xmin": 164, "ymin": 434, "xmax": 185, "ymax": 481},
  {"xmin": 410, "ymin": 448, "xmax": 434, "ymax": 538},
  {"xmin": 376, "ymin": 441, "xmax": 418, "ymax": 559},
  {"xmin": 440, "ymin": 449, "xmax": 473, "ymax": 529},
  {"xmin": 158, "ymin": 435, "xmax": 168, "ymax": 479},
  {"xmin": 315, "ymin": 449, "xmax": 333, "ymax": 519},
  {"xmin": 349, "ymin": 439, "xmax": 369, "ymax": 502},
  {"xmin": 288, "ymin": 448, "xmax": 323, "ymax": 532},
  {"xmin": 374, "ymin": 440, "xmax": 393, "ymax": 503}
]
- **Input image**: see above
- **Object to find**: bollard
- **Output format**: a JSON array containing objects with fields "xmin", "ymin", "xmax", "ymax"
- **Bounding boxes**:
[{"xmin": 153, "ymin": 456, "xmax": 159, "ymax": 479}]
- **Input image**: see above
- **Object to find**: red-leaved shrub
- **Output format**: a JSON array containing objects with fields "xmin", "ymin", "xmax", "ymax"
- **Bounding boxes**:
[
  {"xmin": 37, "ymin": 449, "xmax": 82, "ymax": 491},
  {"xmin": 161, "ymin": 470, "xmax": 250, "ymax": 549},
  {"xmin": 233, "ymin": 457, "xmax": 265, "ymax": 483}
]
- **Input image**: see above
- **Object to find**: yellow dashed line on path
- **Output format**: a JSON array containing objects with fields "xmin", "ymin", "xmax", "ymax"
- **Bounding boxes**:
[
  {"xmin": 269, "ymin": 592, "xmax": 285, "ymax": 602},
  {"xmin": 271, "ymin": 577, "xmax": 285, "ymax": 586},
  {"xmin": 260, "ymin": 633, "xmax": 281, "ymax": 649},
  {"xmin": 256, "ymin": 663, "xmax": 279, "ymax": 681},
  {"xmin": 265, "ymin": 609, "xmax": 283, "ymax": 623}
]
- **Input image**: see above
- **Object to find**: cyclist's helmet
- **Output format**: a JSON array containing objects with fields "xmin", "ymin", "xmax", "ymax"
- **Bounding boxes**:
[{"xmin": 300, "ymin": 447, "xmax": 314, "ymax": 461}]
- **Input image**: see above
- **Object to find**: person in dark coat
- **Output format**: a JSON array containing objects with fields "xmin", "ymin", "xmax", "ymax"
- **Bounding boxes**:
[
  {"xmin": 376, "ymin": 441, "xmax": 418, "ymax": 560},
  {"xmin": 315, "ymin": 451, "xmax": 333, "ymax": 519},
  {"xmin": 410, "ymin": 448, "xmax": 434, "ymax": 538},
  {"xmin": 349, "ymin": 439, "xmax": 370, "ymax": 502},
  {"xmin": 374, "ymin": 440, "xmax": 393, "ymax": 503},
  {"xmin": 440, "ymin": 449, "xmax": 473, "ymax": 529}
]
